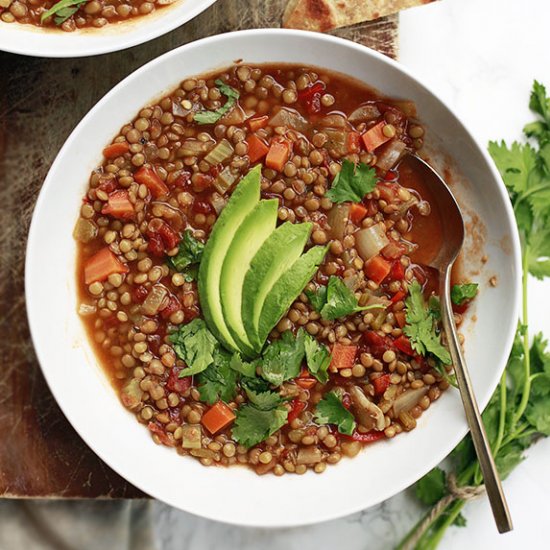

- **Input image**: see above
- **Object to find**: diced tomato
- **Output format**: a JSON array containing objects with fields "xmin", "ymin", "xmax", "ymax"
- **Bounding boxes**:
[
  {"xmin": 390, "ymin": 290, "xmax": 407, "ymax": 304},
  {"xmin": 202, "ymin": 402, "xmax": 236, "ymax": 434},
  {"xmin": 192, "ymin": 199, "xmax": 213, "ymax": 215},
  {"xmin": 103, "ymin": 315, "xmax": 120, "ymax": 329},
  {"xmin": 265, "ymin": 139, "xmax": 290, "ymax": 171},
  {"xmin": 389, "ymin": 260, "xmax": 406, "ymax": 281},
  {"xmin": 384, "ymin": 169, "xmax": 398, "ymax": 182},
  {"xmin": 343, "ymin": 430, "xmax": 385, "ymax": 443},
  {"xmin": 246, "ymin": 134, "xmax": 270, "ymax": 163},
  {"xmin": 132, "ymin": 285, "xmax": 149, "ymax": 303},
  {"xmin": 147, "ymin": 232, "xmax": 165, "ymax": 257},
  {"xmin": 148, "ymin": 422, "xmax": 174, "ymax": 447},
  {"xmin": 394, "ymin": 335, "xmax": 415, "ymax": 356},
  {"xmin": 382, "ymin": 240, "xmax": 408, "ymax": 260},
  {"xmin": 372, "ymin": 374, "xmax": 391, "ymax": 396},
  {"xmin": 363, "ymin": 198, "xmax": 378, "ymax": 217},
  {"xmin": 347, "ymin": 132, "xmax": 361, "ymax": 154},
  {"xmin": 330, "ymin": 343, "xmax": 357, "ymax": 371},
  {"xmin": 172, "ymin": 172, "xmax": 191, "ymax": 188},
  {"xmin": 342, "ymin": 393, "xmax": 352, "ymax": 410},
  {"xmin": 102, "ymin": 142, "xmax": 130, "ymax": 159},
  {"xmin": 361, "ymin": 121, "xmax": 392, "ymax": 152},
  {"xmin": 98, "ymin": 178, "xmax": 117, "ymax": 194},
  {"xmin": 248, "ymin": 115, "xmax": 269, "ymax": 132},
  {"xmin": 160, "ymin": 295, "xmax": 182, "ymax": 320},
  {"xmin": 84, "ymin": 248, "xmax": 128, "ymax": 285},
  {"xmin": 298, "ymin": 81, "xmax": 325, "ymax": 114},
  {"xmin": 192, "ymin": 173, "xmax": 212, "ymax": 193},
  {"xmin": 364, "ymin": 255, "xmax": 392, "ymax": 285},
  {"xmin": 364, "ymin": 330, "xmax": 392, "ymax": 358},
  {"xmin": 287, "ymin": 398, "xmax": 306, "ymax": 424},
  {"xmin": 377, "ymin": 182, "xmax": 400, "ymax": 202},
  {"xmin": 101, "ymin": 190, "xmax": 135, "ymax": 219},
  {"xmin": 157, "ymin": 222, "xmax": 180, "ymax": 250},
  {"xmin": 183, "ymin": 304, "xmax": 200, "ymax": 321},
  {"xmin": 166, "ymin": 367, "xmax": 192, "ymax": 394},
  {"xmin": 134, "ymin": 166, "xmax": 169, "ymax": 198},
  {"xmin": 394, "ymin": 310, "xmax": 407, "ymax": 328},
  {"xmin": 350, "ymin": 203, "xmax": 368, "ymax": 225}
]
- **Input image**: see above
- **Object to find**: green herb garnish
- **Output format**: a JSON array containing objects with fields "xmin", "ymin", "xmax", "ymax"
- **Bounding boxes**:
[
  {"xmin": 40, "ymin": 0, "xmax": 86, "ymax": 25},
  {"xmin": 303, "ymin": 331, "xmax": 331, "ymax": 384},
  {"xmin": 193, "ymin": 79, "xmax": 240, "ymax": 125},
  {"xmin": 168, "ymin": 230, "xmax": 204, "ymax": 282},
  {"xmin": 258, "ymin": 330, "xmax": 306, "ymax": 386},
  {"xmin": 326, "ymin": 159, "xmax": 377, "ymax": 203},
  {"xmin": 314, "ymin": 391, "xmax": 356, "ymax": 435},
  {"xmin": 451, "ymin": 283, "xmax": 479, "ymax": 306},
  {"xmin": 307, "ymin": 276, "xmax": 384, "ymax": 321},
  {"xmin": 197, "ymin": 348, "xmax": 238, "ymax": 405}
]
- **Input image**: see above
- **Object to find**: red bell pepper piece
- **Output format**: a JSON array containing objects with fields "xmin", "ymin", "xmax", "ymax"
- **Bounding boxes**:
[
  {"xmin": 350, "ymin": 203, "xmax": 368, "ymax": 225},
  {"xmin": 364, "ymin": 255, "xmax": 392, "ymax": 285},
  {"xmin": 330, "ymin": 343, "xmax": 357, "ymax": 371},
  {"xmin": 372, "ymin": 374, "xmax": 391, "ymax": 395},
  {"xmin": 288, "ymin": 399, "xmax": 306, "ymax": 424},
  {"xmin": 394, "ymin": 335, "xmax": 415, "ymax": 356}
]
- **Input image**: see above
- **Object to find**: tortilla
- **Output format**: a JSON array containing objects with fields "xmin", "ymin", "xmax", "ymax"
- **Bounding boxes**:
[{"xmin": 282, "ymin": 0, "xmax": 435, "ymax": 32}]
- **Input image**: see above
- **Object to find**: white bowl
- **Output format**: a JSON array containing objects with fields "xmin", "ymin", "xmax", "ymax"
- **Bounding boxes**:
[
  {"xmin": 25, "ymin": 29, "xmax": 521, "ymax": 527},
  {"xmin": 0, "ymin": 0, "xmax": 215, "ymax": 58}
]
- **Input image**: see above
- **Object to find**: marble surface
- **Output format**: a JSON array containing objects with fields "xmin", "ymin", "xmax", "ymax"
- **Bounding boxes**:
[{"xmin": 149, "ymin": 0, "xmax": 550, "ymax": 548}]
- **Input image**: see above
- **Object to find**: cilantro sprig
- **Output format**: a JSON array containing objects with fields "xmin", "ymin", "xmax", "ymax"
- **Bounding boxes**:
[
  {"xmin": 451, "ymin": 283, "xmax": 479, "ymax": 306},
  {"xmin": 40, "ymin": 0, "xmax": 86, "ymax": 25},
  {"xmin": 168, "ymin": 230, "xmax": 204, "ymax": 282},
  {"xmin": 193, "ymin": 80, "xmax": 240, "ymax": 125},
  {"xmin": 314, "ymin": 391, "xmax": 356, "ymax": 435},
  {"xmin": 326, "ymin": 159, "xmax": 378, "ymax": 203},
  {"xmin": 399, "ymin": 80, "xmax": 550, "ymax": 550}
]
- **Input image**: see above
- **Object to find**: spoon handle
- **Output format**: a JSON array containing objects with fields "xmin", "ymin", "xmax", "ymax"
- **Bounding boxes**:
[{"xmin": 440, "ymin": 267, "xmax": 513, "ymax": 533}]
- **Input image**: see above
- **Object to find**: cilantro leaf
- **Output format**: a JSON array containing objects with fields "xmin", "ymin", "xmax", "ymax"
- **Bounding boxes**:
[
  {"xmin": 194, "ymin": 80, "xmax": 240, "ymax": 125},
  {"xmin": 259, "ymin": 330, "xmax": 306, "ymax": 386},
  {"xmin": 168, "ymin": 230, "xmax": 204, "ymax": 281},
  {"xmin": 403, "ymin": 281, "xmax": 451, "ymax": 365},
  {"xmin": 326, "ymin": 159, "xmax": 377, "ymax": 203},
  {"xmin": 243, "ymin": 382, "xmax": 284, "ymax": 410},
  {"xmin": 228, "ymin": 353, "xmax": 257, "ymax": 378},
  {"xmin": 451, "ymin": 283, "xmax": 479, "ymax": 306},
  {"xmin": 303, "ymin": 331, "xmax": 331, "ymax": 384},
  {"xmin": 415, "ymin": 467, "xmax": 447, "ymax": 506},
  {"xmin": 529, "ymin": 80, "xmax": 550, "ymax": 124},
  {"xmin": 169, "ymin": 319, "xmax": 219, "ymax": 376},
  {"xmin": 232, "ymin": 404, "xmax": 288, "ymax": 448},
  {"xmin": 311, "ymin": 276, "xmax": 383, "ymax": 321},
  {"xmin": 40, "ymin": 0, "xmax": 86, "ymax": 24},
  {"xmin": 527, "ymin": 222, "xmax": 550, "ymax": 279},
  {"xmin": 197, "ymin": 349, "xmax": 238, "ymax": 405},
  {"xmin": 314, "ymin": 391, "xmax": 356, "ymax": 435}
]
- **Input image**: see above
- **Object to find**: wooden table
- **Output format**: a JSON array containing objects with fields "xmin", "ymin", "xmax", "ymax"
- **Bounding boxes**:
[{"xmin": 0, "ymin": 0, "xmax": 397, "ymax": 499}]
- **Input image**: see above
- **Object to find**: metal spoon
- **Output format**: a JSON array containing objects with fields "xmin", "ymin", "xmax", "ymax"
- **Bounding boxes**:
[{"xmin": 405, "ymin": 154, "xmax": 513, "ymax": 534}]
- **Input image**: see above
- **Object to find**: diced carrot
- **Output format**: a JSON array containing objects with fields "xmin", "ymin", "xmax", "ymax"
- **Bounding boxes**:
[
  {"xmin": 330, "ymin": 343, "xmax": 357, "ymax": 371},
  {"xmin": 248, "ymin": 115, "xmax": 269, "ymax": 132},
  {"xmin": 296, "ymin": 369, "xmax": 317, "ymax": 389},
  {"xmin": 390, "ymin": 290, "xmax": 406, "ymax": 304},
  {"xmin": 201, "ymin": 402, "xmax": 236, "ymax": 434},
  {"xmin": 394, "ymin": 310, "xmax": 407, "ymax": 328},
  {"xmin": 361, "ymin": 121, "xmax": 392, "ymax": 152},
  {"xmin": 347, "ymin": 131, "xmax": 361, "ymax": 154},
  {"xmin": 134, "ymin": 166, "xmax": 169, "ymax": 198},
  {"xmin": 246, "ymin": 134, "xmax": 269, "ymax": 163},
  {"xmin": 373, "ymin": 374, "xmax": 391, "ymax": 396},
  {"xmin": 265, "ymin": 139, "xmax": 290, "ymax": 171},
  {"xmin": 84, "ymin": 247, "xmax": 128, "ymax": 285},
  {"xmin": 364, "ymin": 255, "xmax": 392, "ymax": 285},
  {"xmin": 101, "ymin": 190, "xmax": 134, "ymax": 219},
  {"xmin": 394, "ymin": 335, "xmax": 415, "ymax": 356},
  {"xmin": 102, "ymin": 142, "xmax": 130, "ymax": 159},
  {"xmin": 350, "ymin": 203, "xmax": 368, "ymax": 225}
]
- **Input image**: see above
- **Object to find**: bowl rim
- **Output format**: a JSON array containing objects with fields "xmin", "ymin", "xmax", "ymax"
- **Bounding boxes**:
[
  {"xmin": 0, "ymin": 0, "xmax": 216, "ymax": 58},
  {"xmin": 25, "ymin": 28, "xmax": 522, "ymax": 527}
]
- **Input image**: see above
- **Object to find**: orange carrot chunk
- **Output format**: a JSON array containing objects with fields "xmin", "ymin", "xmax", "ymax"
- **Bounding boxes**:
[
  {"xmin": 84, "ymin": 248, "xmax": 128, "ymax": 285},
  {"xmin": 330, "ymin": 343, "xmax": 357, "ymax": 371},
  {"xmin": 248, "ymin": 115, "xmax": 269, "ymax": 132},
  {"xmin": 101, "ymin": 190, "xmax": 135, "ymax": 219},
  {"xmin": 361, "ymin": 121, "xmax": 392, "ymax": 153},
  {"xmin": 246, "ymin": 134, "xmax": 270, "ymax": 164},
  {"xmin": 364, "ymin": 255, "xmax": 392, "ymax": 285},
  {"xmin": 102, "ymin": 142, "xmax": 130, "ymax": 159},
  {"xmin": 350, "ymin": 203, "xmax": 368, "ymax": 224},
  {"xmin": 265, "ymin": 139, "xmax": 290, "ymax": 171},
  {"xmin": 134, "ymin": 166, "xmax": 169, "ymax": 198},
  {"xmin": 201, "ymin": 402, "xmax": 236, "ymax": 434}
]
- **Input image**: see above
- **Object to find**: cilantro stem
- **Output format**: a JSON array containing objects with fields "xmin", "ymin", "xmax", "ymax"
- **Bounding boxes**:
[
  {"xmin": 494, "ymin": 370, "xmax": 507, "ymax": 455},
  {"xmin": 513, "ymin": 182, "xmax": 550, "ymax": 211},
  {"xmin": 511, "ymin": 245, "xmax": 532, "ymax": 428}
]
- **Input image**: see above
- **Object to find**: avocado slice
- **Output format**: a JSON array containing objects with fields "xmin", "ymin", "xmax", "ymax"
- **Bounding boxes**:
[
  {"xmin": 242, "ymin": 222, "xmax": 312, "ymax": 352},
  {"xmin": 198, "ymin": 165, "xmax": 261, "ymax": 352},
  {"xmin": 257, "ymin": 245, "xmax": 328, "ymax": 345},
  {"xmin": 220, "ymin": 199, "xmax": 278, "ymax": 357}
]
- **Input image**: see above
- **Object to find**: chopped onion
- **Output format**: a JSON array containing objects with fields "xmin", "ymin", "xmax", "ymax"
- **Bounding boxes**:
[
  {"xmin": 181, "ymin": 424, "xmax": 202, "ymax": 449},
  {"xmin": 73, "ymin": 218, "xmax": 98, "ymax": 243},
  {"xmin": 268, "ymin": 107, "xmax": 310, "ymax": 133},
  {"xmin": 365, "ymin": 293, "xmax": 391, "ymax": 309},
  {"xmin": 172, "ymin": 101, "xmax": 187, "ymax": 117},
  {"xmin": 375, "ymin": 140, "xmax": 407, "ymax": 172},
  {"xmin": 349, "ymin": 386, "xmax": 385, "ymax": 431},
  {"xmin": 297, "ymin": 447, "xmax": 322, "ymax": 465},
  {"xmin": 205, "ymin": 138, "xmax": 234, "ymax": 165},
  {"xmin": 220, "ymin": 104, "xmax": 247, "ymax": 126},
  {"xmin": 343, "ymin": 273, "xmax": 361, "ymax": 291},
  {"xmin": 355, "ymin": 224, "xmax": 390, "ymax": 260},
  {"xmin": 348, "ymin": 103, "xmax": 381, "ymax": 123},
  {"xmin": 141, "ymin": 285, "xmax": 168, "ymax": 316},
  {"xmin": 120, "ymin": 379, "xmax": 143, "ymax": 410},
  {"xmin": 327, "ymin": 204, "xmax": 350, "ymax": 239},
  {"xmin": 78, "ymin": 303, "xmax": 97, "ymax": 316},
  {"xmin": 318, "ymin": 113, "xmax": 348, "ymax": 128},
  {"xmin": 393, "ymin": 387, "xmax": 429, "ymax": 417},
  {"xmin": 323, "ymin": 128, "xmax": 348, "ymax": 156},
  {"xmin": 210, "ymin": 192, "xmax": 227, "ymax": 214}
]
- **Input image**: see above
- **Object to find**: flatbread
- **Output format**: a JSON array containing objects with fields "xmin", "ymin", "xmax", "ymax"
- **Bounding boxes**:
[{"xmin": 282, "ymin": 0, "xmax": 435, "ymax": 32}]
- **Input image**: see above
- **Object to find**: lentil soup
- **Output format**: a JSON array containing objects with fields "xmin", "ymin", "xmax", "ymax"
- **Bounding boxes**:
[{"xmin": 75, "ymin": 64, "xmax": 474, "ymax": 476}]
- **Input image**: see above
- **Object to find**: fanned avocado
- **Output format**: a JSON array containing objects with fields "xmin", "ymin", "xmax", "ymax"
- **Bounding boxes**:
[
  {"xmin": 220, "ymin": 199, "xmax": 278, "ymax": 357},
  {"xmin": 198, "ymin": 165, "xmax": 261, "ymax": 352},
  {"xmin": 242, "ymin": 222, "xmax": 312, "ymax": 352},
  {"xmin": 257, "ymin": 245, "xmax": 328, "ymax": 345}
]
